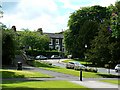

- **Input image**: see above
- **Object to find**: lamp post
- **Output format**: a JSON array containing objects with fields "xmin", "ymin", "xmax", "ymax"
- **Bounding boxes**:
[
  {"xmin": 85, "ymin": 44, "xmax": 87, "ymax": 67},
  {"xmin": 108, "ymin": 61, "xmax": 112, "ymax": 74}
]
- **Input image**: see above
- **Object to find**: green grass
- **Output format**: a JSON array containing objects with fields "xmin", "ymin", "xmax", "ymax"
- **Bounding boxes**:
[
  {"xmin": 1, "ymin": 80, "xmax": 90, "ymax": 89},
  {"xmin": 34, "ymin": 60, "xmax": 54, "ymax": 68},
  {"xmin": 100, "ymin": 80, "xmax": 120, "ymax": 84},
  {"xmin": 1, "ymin": 69, "xmax": 53, "ymax": 78}
]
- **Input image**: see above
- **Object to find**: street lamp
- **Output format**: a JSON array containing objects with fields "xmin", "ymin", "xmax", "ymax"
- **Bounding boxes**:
[
  {"xmin": 108, "ymin": 61, "xmax": 112, "ymax": 74},
  {"xmin": 85, "ymin": 44, "xmax": 87, "ymax": 67}
]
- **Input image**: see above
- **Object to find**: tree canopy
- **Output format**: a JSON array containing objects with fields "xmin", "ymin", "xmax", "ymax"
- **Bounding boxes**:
[
  {"xmin": 19, "ymin": 30, "xmax": 49, "ymax": 51},
  {"xmin": 65, "ymin": 5, "xmax": 110, "ymax": 58}
]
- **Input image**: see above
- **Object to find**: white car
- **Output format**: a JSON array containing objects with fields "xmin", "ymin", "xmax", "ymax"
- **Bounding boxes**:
[
  {"xmin": 115, "ymin": 64, "xmax": 120, "ymax": 72},
  {"xmin": 51, "ymin": 55, "xmax": 61, "ymax": 59},
  {"xmin": 36, "ymin": 55, "xmax": 47, "ymax": 60}
]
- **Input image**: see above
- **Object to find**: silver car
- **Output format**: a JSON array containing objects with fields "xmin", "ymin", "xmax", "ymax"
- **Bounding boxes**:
[
  {"xmin": 36, "ymin": 55, "xmax": 48, "ymax": 60},
  {"xmin": 66, "ymin": 61, "xmax": 86, "ymax": 70},
  {"xmin": 115, "ymin": 64, "xmax": 120, "ymax": 72}
]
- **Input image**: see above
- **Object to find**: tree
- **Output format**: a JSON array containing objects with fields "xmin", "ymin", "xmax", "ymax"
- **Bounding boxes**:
[
  {"xmin": 65, "ymin": 5, "xmax": 110, "ymax": 58},
  {"xmin": 2, "ymin": 29, "xmax": 17, "ymax": 65},
  {"xmin": 86, "ymin": 21, "xmax": 112, "ymax": 66},
  {"xmin": 110, "ymin": 1, "xmax": 120, "ymax": 38},
  {"xmin": 19, "ymin": 30, "xmax": 49, "ymax": 51}
]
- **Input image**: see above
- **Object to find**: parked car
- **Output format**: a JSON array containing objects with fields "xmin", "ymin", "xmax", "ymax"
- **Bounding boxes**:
[
  {"xmin": 51, "ymin": 55, "xmax": 61, "ymax": 59},
  {"xmin": 66, "ymin": 61, "xmax": 86, "ymax": 70},
  {"xmin": 36, "ymin": 55, "xmax": 47, "ymax": 60},
  {"xmin": 115, "ymin": 64, "xmax": 120, "ymax": 72},
  {"xmin": 67, "ymin": 55, "xmax": 73, "ymax": 59}
]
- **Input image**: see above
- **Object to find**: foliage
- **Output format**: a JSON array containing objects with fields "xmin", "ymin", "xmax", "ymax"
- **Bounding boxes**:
[
  {"xmin": 26, "ymin": 49, "xmax": 60, "ymax": 58},
  {"xmin": 2, "ymin": 29, "xmax": 17, "ymax": 65},
  {"xmin": 18, "ymin": 30, "xmax": 49, "ymax": 51},
  {"xmin": 85, "ymin": 22, "xmax": 112, "ymax": 66},
  {"xmin": 110, "ymin": 1, "xmax": 120, "ymax": 38},
  {"xmin": 65, "ymin": 5, "xmax": 110, "ymax": 58},
  {"xmin": 86, "ymin": 19, "xmax": 120, "ymax": 66}
]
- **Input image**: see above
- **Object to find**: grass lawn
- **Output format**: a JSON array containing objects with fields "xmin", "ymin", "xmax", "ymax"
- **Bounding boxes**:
[
  {"xmin": 1, "ymin": 80, "xmax": 90, "ymax": 89},
  {"xmin": 1, "ymin": 69, "xmax": 53, "ymax": 78},
  {"xmin": 100, "ymin": 80, "xmax": 120, "ymax": 85}
]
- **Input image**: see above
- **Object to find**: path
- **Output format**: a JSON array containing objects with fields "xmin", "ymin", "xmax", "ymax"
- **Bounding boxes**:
[{"xmin": 71, "ymin": 81, "xmax": 119, "ymax": 90}]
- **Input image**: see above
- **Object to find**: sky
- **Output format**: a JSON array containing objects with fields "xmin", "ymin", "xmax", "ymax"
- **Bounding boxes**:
[{"xmin": 1, "ymin": 0, "xmax": 117, "ymax": 33}]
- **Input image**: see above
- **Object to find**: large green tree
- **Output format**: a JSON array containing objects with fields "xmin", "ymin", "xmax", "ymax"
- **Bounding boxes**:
[
  {"xmin": 85, "ymin": 21, "xmax": 112, "ymax": 66},
  {"xmin": 2, "ymin": 29, "xmax": 17, "ymax": 65},
  {"xmin": 65, "ymin": 5, "xmax": 110, "ymax": 58}
]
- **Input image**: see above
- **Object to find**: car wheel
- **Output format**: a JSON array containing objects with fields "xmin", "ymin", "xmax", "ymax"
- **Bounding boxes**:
[
  {"xmin": 74, "ymin": 67, "xmax": 76, "ymax": 70},
  {"xmin": 115, "ymin": 69, "xmax": 118, "ymax": 72},
  {"xmin": 66, "ymin": 66, "xmax": 69, "ymax": 69}
]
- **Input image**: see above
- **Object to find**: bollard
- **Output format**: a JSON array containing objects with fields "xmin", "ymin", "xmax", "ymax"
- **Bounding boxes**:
[
  {"xmin": 17, "ymin": 62, "xmax": 22, "ymax": 70},
  {"xmin": 80, "ymin": 69, "xmax": 82, "ymax": 81}
]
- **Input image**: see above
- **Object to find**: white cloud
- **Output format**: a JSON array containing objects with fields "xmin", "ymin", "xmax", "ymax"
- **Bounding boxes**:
[
  {"xmin": 91, "ymin": 0, "xmax": 116, "ymax": 7},
  {"xmin": 2, "ymin": 0, "xmax": 66, "ymax": 32},
  {"xmin": 2, "ymin": 0, "xmax": 117, "ymax": 33},
  {"xmin": 59, "ymin": 0, "xmax": 116, "ymax": 9}
]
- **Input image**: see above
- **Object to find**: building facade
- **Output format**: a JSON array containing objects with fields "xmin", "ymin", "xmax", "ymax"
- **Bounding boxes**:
[{"xmin": 44, "ymin": 33, "xmax": 65, "ymax": 52}]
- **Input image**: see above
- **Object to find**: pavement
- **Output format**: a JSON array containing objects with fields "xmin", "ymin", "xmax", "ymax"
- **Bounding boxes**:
[
  {"xmin": 2, "ymin": 55, "xmax": 120, "ymax": 90},
  {"xmin": 71, "ymin": 81, "xmax": 119, "ymax": 90}
]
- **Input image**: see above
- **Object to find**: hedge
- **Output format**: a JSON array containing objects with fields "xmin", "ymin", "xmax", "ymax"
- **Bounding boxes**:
[{"xmin": 25, "ymin": 50, "xmax": 65, "ymax": 58}]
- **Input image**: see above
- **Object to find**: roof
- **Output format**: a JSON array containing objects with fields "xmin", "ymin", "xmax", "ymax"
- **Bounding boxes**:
[{"xmin": 44, "ymin": 33, "xmax": 63, "ymax": 39}]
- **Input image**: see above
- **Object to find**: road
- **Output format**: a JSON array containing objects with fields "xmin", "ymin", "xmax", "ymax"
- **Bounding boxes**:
[{"xmin": 42, "ymin": 59, "xmax": 119, "ymax": 75}]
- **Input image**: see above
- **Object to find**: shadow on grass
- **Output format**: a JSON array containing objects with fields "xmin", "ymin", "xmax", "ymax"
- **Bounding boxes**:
[
  {"xmin": 2, "ymin": 85, "xmax": 44, "ymax": 90},
  {"xmin": 97, "ymin": 73, "xmax": 120, "ymax": 78},
  {"xmin": 2, "ymin": 80, "xmax": 44, "ymax": 84},
  {"xmin": 2, "ymin": 71, "xmax": 24, "ymax": 78}
]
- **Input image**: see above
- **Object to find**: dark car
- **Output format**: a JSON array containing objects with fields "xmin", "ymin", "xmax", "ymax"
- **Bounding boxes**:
[
  {"xmin": 36, "ymin": 55, "xmax": 48, "ymax": 60},
  {"xmin": 51, "ymin": 55, "xmax": 61, "ymax": 59}
]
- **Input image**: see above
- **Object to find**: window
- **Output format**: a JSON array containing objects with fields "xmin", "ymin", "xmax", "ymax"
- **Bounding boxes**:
[
  {"xmin": 56, "ymin": 39, "xmax": 59, "ymax": 44},
  {"xmin": 49, "ymin": 46, "xmax": 53, "ymax": 49},
  {"xmin": 55, "ymin": 45, "xmax": 60, "ymax": 51},
  {"xmin": 49, "ymin": 39, "xmax": 53, "ymax": 45}
]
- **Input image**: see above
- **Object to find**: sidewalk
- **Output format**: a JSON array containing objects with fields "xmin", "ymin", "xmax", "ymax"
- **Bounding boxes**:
[{"xmin": 71, "ymin": 80, "xmax": 119, "ymax": 90}]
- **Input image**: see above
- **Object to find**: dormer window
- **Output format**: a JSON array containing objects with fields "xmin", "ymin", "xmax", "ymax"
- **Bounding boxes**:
[{"xmin": 56, "ymin": 39, "xmax": 59, "ymax": 44}]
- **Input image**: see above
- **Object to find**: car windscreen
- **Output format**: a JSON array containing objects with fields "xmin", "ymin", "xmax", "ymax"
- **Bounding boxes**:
[{"xmin": 117, "ymin": 64, "xmax": 120, "ymax": 67}]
